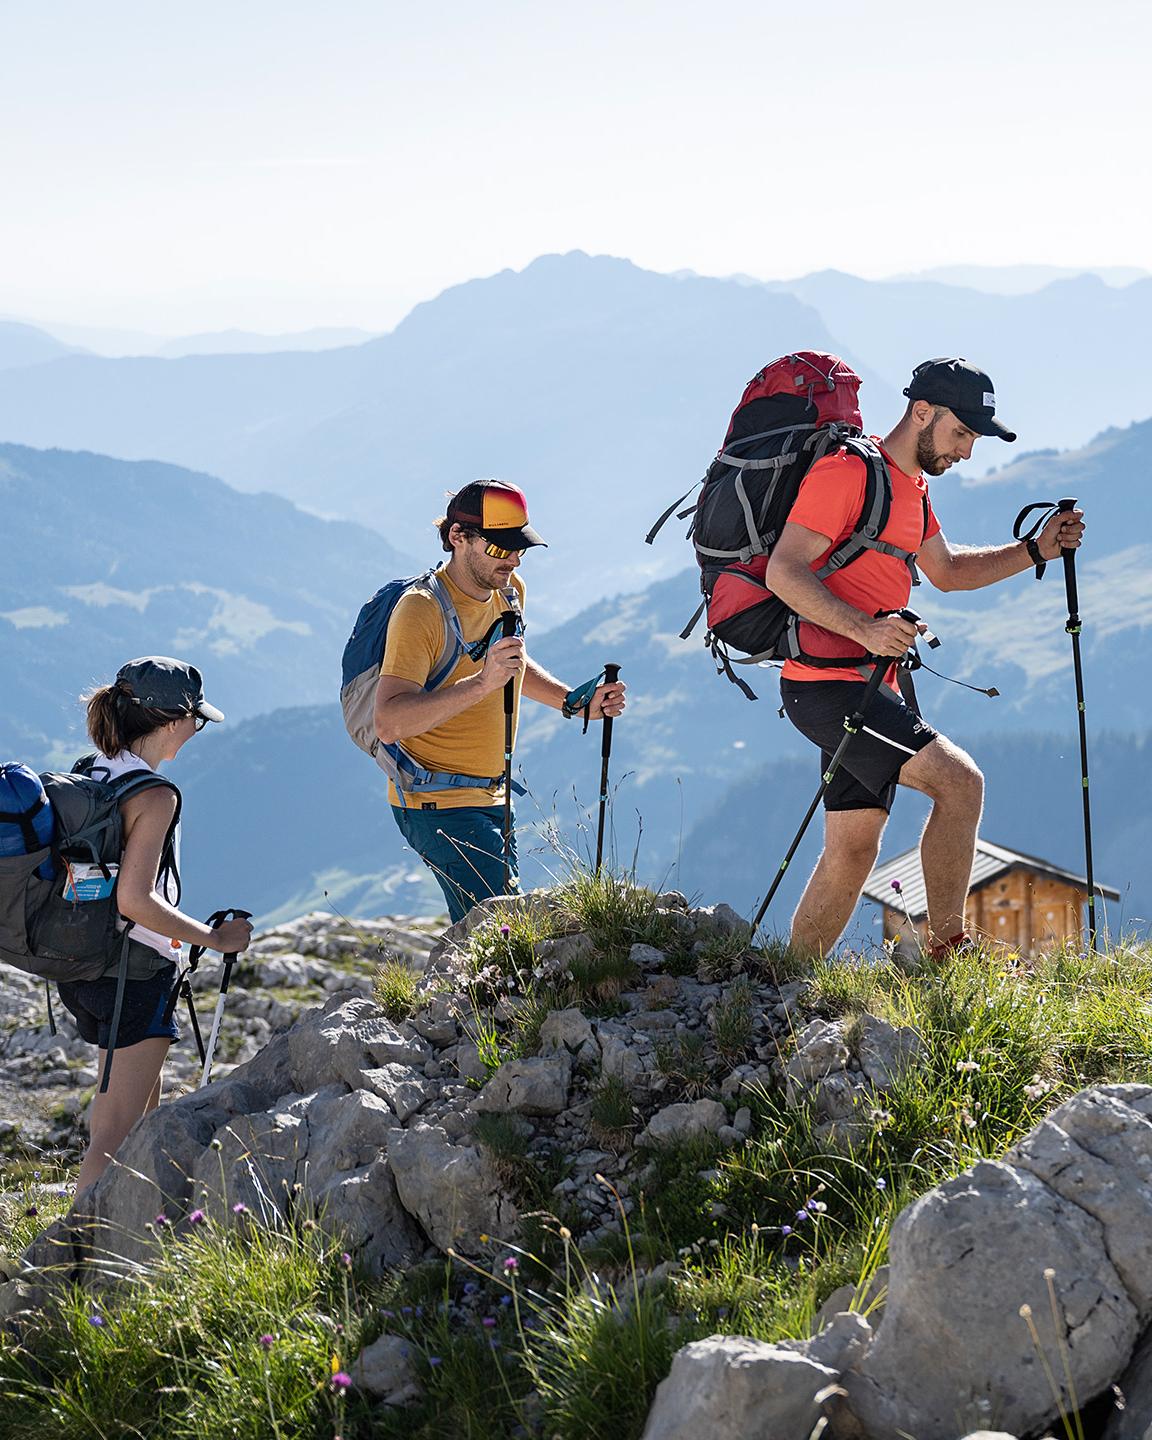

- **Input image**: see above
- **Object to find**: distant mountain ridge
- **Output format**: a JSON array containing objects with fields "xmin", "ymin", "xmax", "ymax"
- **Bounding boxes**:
[
  {"xmin": 0, "ymin": 443, "xmax": 409, "ymax": 757},
  {"xmin": 7, "ymin": 250, "xmax": 1150, "ymax": 625}
]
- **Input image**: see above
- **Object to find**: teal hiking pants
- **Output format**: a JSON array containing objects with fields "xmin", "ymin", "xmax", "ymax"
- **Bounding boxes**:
[{"xmin": 391, "ymin": 804, "xmax": 518, "ymax": 924}]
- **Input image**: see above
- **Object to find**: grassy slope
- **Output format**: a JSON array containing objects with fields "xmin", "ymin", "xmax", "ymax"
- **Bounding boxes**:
[{"xmin": 3, "ymin": 881, "xmax": 1150, "ymax": 1439}]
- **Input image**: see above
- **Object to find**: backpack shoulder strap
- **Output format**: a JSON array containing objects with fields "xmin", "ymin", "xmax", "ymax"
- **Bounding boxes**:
[
  {"xmin": 106, "ymin": 770, "xmax": 183, "ymax": 900},
  {"xmin": 411, "ymin": 568, "xmax": 466, "ymax": 690}
]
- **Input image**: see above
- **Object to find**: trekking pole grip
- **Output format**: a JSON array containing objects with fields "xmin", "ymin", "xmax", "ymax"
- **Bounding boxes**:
[
  {"xmin": 501, "ymin": 610, "xmax": 518, "ymax": 716},
  {"xmin": 601, "ymin": 664, "xmax": 621, "ymax": 756},
  {"xmin": 1057, "ymin": 497, "xmax": 1080, "ymax": 624},
  {"xmin": 193, "ymin": 907, "xmax": 253, "ymax": 966}
]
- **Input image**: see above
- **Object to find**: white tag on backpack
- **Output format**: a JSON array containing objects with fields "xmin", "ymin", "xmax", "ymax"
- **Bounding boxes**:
[{"xmin": 62, "ymin": 863, "xmax": 118, "ymax": 902}]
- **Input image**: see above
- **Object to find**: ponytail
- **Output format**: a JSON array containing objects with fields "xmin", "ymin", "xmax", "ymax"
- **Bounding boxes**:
[{"xmin": 84, "ymin": 682, "xmax": 177, "ymax": 757}]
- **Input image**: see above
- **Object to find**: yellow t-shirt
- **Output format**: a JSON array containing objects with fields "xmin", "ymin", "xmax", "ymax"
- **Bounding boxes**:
[{"xmin": 379, "ymin": 568, "xmax": 526, "ymax": 809}]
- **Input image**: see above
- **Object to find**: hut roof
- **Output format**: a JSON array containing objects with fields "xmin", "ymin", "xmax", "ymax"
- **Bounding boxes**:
[{"xmin": 863, "ymin": 837, "xmax": 1120, "ymax": 921}]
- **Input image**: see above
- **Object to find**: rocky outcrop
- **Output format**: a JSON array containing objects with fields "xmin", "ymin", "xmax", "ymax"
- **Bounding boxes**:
[
  {"xmin": 642, "ymin": 1312, "xmax": 870, "ymax": 1440},
  {"xmin": 9, "ymin": 897, "xmax": 1152, "ymax": 1440}
]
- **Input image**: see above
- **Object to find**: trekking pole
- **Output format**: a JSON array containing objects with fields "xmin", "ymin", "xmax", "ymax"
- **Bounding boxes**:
[
  {"xmin": 594, "ymin": 664, "xmax": 622, "ymax": 872},
  {"xmin": 752, "ymin": 609, "xmax": 929, "ymax": 934},
  {"xmin": 1056, "ymin": 496, "xmax": 1098, "ymax": 950},
  {"xmin": 199, "ymin": 907, "xmax": 253, "ymax": 1088},
  {"xmin": 501, "ymin": 607, "xmax": 519, "ymax": 894}
]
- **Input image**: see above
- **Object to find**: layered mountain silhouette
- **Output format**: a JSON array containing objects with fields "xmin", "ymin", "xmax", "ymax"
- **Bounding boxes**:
[
  {"xmin": 0, "ymin": 444, "xmax": 408, "ymax": 757},
  {"xmin": 10, "ymin": 253, "xmax": 1148, "ymax": 627}
]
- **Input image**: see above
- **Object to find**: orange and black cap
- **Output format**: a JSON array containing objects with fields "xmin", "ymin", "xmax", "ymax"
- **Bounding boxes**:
[{"xmin": 447, "ymin": 480, "xmax": 547, "ymax": 549}]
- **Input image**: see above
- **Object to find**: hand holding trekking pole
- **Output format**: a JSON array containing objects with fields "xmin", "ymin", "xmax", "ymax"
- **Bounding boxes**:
[
  {"xmin": 595, "ymin": 663, "xmax": 622, "ymax": 872},
  {"xmin": 198, "ymin": 907, "xmax": 254, "ymax": 1089},
  {"xmin": 500, "ymin": 608, "xmax": 519, "ymax": 893},
  {"xmin": 1056, "ymin": 496, "xmax": 1098, "ymax": 950}
]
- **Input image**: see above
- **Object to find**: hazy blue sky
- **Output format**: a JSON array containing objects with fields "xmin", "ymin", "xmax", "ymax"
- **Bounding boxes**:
[{"xmin": 2, "ymin": 0, "xmax": 1147, "ymax": 334}]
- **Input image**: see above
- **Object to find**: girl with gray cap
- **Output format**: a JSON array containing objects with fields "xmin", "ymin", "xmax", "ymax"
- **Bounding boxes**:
[{"xmin": 59, "ymin": 656, "xmax": 252, "ymax": 1195}]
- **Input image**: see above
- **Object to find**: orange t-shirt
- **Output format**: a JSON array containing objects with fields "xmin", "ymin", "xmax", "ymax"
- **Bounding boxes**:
[{"xmin": 781, "ymin": 441, "xmax": 940, "ymax": 683}]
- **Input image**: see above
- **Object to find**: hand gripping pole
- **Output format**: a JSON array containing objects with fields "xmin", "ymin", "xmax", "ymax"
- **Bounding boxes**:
[
  {"xmin": 198, "ymin": 908, "xmax": 254, "ymax": 1089},
  {"xmin": 1057, "ymin": 497, "xmax": 1098, "ymax": 950},
  {"xmin": 501, "ymin": 607, "xmax": 519, "ymax": 894},
  {"xmin": 595, "ymin": 664, "xmax": 622, "ymax": 872}
]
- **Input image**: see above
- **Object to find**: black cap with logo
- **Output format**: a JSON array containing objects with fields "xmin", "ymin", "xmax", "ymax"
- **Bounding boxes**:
[{"xmin": 903, "ymin": 358, "xmax": 1017, "ymax": 442}]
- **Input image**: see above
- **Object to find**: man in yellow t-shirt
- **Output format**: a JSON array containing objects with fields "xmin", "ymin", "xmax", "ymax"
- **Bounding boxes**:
[{"xmin": 374, "ymin": 480, "xmax": 626, "ymax": 922}]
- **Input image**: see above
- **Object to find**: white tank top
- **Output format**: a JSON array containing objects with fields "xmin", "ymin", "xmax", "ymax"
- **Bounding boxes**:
[{"xmin": 95, "ymin": 750, "xmax": 183, "ymax": 964}]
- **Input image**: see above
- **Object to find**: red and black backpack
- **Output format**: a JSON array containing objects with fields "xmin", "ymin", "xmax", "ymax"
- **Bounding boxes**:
[{"xmin": 647, "ymin": 351, "xmax": 925, "ymax": 698}]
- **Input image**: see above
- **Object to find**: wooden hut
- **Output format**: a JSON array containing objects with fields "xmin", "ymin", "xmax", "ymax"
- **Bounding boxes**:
[{"xmin": 863, "ymin": 838, "xmax": 1119, "ymax": 956}]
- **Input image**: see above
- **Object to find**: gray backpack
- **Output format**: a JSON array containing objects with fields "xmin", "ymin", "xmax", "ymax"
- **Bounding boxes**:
[{"xmin": 0, "ymin": 758, "xmax": 180, "ymax": 1090}]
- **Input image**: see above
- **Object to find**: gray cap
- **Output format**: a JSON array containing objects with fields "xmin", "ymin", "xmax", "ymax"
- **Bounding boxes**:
[{"xmin": 115, "ymin": 656, "xmax": 225, "ymax": 723}]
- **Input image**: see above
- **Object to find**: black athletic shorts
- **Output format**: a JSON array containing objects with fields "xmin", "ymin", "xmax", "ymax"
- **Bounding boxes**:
[
  {"xmin": 57, "ymin": 963, "xmax": 181, "ymax": 1050},
  {"xmin": 781, "ymin": 678, "xmax": 938, "ymax": 813}
]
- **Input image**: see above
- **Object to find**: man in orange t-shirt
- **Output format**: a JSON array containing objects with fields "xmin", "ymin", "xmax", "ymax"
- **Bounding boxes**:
[{"xmin": 764, "ymin": 357, "xmax": 1085, "ymax": 959}]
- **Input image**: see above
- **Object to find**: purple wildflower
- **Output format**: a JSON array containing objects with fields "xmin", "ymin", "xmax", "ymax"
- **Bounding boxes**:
[
  {"xmin": 502, "ymin": 1256, "xmax": 519, "ymax": 1274},
  {"xmin": 155, "ymin": 1213, "xmax": 169, "ymax": 1228},
  {"xmin": 24, "ymin": 1205, "xmax": 38, "ymax": 1218},
  {"xmin": 188, "ymin": 1209, "xmax": 206, "ymax": 1226},
  {"xmin": 87, "ymin": 1314, "xmax": 105, "ymax": 1327},
  {"xmin": 232, "ymin": 1202, "xmax": 248, "ymax": 1215},
  {"xmin": 260, "ymin": 1334, "xmax": 274, "ymax": 1350},
  {"xmin": 428, "ymin": 1356, "xmax": 442, "ymax": 1367},
  {"xmin": 330, "ymin": 1371, "xmax": 352, "ymax": 1393},
  {"xmin": 795, "ymin": 1209, "xmax": 810, "ymax": 1223},
  {"xmin": 341, "ymin": 1252, "xmax": 352, "ymax": 1268},
  {"xmin": 482, "ymin": 1316, "xmax": 496, "ymax": 1329},
  {"xmin": 500, "ymin": 924, "xmax": 511, "ymax": 938},
  {"xmin": 890, "ymin": 879, "xmax": 902, "ymax": 893},
  {"xmin": 780, "ymin": 1225, "xmax": 792, "ymax": 1236}
]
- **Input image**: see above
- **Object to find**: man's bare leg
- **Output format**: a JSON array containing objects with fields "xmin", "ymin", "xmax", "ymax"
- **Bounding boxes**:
[
  {"xmin": 899, "ymin": 735, "xmax": 984, "ymax": 945},
  {"xmin": 790, "ymin": 807, "xmax": 888, "ymax": 959}
]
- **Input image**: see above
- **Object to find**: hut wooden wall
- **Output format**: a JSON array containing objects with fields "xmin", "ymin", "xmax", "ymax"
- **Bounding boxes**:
[{"xmin": 881, "ymin": 869, "xmax": 1085, "ymax": 956}]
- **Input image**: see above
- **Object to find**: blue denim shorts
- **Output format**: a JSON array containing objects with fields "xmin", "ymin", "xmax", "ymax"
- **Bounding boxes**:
[{"xmin": 391, "ymin": 804, "xmax": 518, "ymax": 924}]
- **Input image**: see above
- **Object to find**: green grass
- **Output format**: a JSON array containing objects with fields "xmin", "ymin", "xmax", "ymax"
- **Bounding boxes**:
[
  {"xmin": 7, "ymin": 926, "xmax": 1152, "ymax": 1439},
  {"xmin": 373, "ymin": 957, "xmax": 422, "ymax": 1022}
]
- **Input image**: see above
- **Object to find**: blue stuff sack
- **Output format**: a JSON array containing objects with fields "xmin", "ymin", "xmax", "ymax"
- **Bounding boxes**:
[{"xmin": 0, "ymin": 763, "xmax": 56, "ymax": 879}]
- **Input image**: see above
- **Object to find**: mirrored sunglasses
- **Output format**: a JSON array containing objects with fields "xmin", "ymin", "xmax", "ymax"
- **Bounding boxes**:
[{"xmin": 483, "ymin": 541, "xmax": 524, "ymax": 560}]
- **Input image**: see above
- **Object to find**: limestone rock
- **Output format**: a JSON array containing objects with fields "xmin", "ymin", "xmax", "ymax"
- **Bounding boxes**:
[
  {"xmin": 353, "ymin": 1332, "xmax": 424, "ymax": 1404},
  {"xmin": 538, "ymin": 1008, "xmax": 598, "ymax": 1063},
  {"xmin": 388, "ymin": 1123, "xmax": 517, "ymax": 1252},
  {"xmin": 687, "ymin": 903, "xmax": 752, "ymax": 945},
  {"xmin": 846, "ymin": 1158, "xmax": 1138, "ymax": 1440},
  {"xmin": 640, "ymin": 1099, "xmax": 727, "ymax": 1146},
  {"xmin": 786, "ymin": 1020, "xmax": 849, "ymax": 1084},
  {"xmin": 410, "ymin": 996, "xmax": 459, "ymax": 1047},
  {"xmin": 641, "ymin": 1329, "xmax": 852, "ymax": 1440},
  {"xmin": 535, "ymin": 933, "xmax": 597, "ymax": 970},
  {"xmin": 1008, "ymin": 1086, "xmax": 1152, "ymax": 1315},
  {"xmin": 287, "ymin": 996, "xmax": 429, "ymax": 1092},
  {"xmin": 599, "ymin": 1032, "xmax": 646, "ymax": 1088},
  {"xmin": 359, "ymin": 1063, "xmax": 435, "ymax": 1123},
  {"xmin": 853, "ymin": 1015, "xmax": 924, "ymax": 1091},
  {"xmin": 472, "ymin": 1055, "xmax": 572, "ymax": 1116},
  {"xmin": 1105, "ymin": 1329, "xmax": 1152, "ymax": 1439},
  {"xmin": 815, "ymin": 1266, "xmax": 890, "ymax": 1334}
]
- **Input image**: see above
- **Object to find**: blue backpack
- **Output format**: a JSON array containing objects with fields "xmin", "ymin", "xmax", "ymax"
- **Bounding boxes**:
[
  {"xmin": 340, "ymin": 567, "xmax": 523, "ymax": 805},
  {"xmin": 0, "ymin": 764, "xmax": 57, "ymax": 879}
]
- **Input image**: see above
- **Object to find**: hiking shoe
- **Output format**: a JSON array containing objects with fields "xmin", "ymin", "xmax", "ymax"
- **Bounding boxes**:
[{"xmin": 928, "ymin": 931, "xmax": 977, "ymax": 963}]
